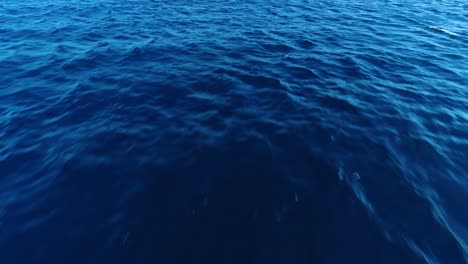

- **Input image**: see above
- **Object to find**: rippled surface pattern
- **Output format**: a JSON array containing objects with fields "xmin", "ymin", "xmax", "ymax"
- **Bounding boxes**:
[{"xmin": 1, "ymin": 0, "xmax": 467, "ymax": 263}]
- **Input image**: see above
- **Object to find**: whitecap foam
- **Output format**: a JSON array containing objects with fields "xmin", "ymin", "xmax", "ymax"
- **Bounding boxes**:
[{"xmin": 429, "ymin": 26, "xmax": 457, "ymax": 36}]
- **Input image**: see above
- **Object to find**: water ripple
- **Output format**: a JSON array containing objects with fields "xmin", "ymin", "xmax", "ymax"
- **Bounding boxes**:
[{"xmin": 0, "ymin": 0, "xmax": 467, "ymax": 263}]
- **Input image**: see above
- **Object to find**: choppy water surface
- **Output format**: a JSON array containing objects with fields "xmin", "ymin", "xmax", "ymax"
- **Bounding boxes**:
[{"xmin": 1, "ymin": 0, "xmax": 467, "ymax": 263}]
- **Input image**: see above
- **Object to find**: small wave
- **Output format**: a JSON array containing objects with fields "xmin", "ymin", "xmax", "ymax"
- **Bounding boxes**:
[{"xmin": 429, "ymin": 26, "xmax": 457, "ymax": 36}]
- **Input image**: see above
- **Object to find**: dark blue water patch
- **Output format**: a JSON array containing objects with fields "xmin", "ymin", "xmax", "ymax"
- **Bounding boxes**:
[
  {"xmin": 119, "ymin": 147, "xmax": 411, "ymax": 264},
  {"xmin": 1, "ymin": 139, "xmax": 423, "ymax": 264}
]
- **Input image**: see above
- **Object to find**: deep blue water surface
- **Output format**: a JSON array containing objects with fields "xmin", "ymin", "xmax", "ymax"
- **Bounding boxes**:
[{"xmin": 1, "ymin": 0, "xmax": 468, "ymax": 263}]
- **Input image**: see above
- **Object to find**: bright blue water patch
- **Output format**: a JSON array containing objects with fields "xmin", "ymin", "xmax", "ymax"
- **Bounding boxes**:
[{"xmin": 1, "ymin": 0, "xmax": 467, "ymax": 263}]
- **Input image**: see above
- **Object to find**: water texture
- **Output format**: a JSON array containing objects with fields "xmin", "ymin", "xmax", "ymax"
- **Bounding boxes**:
[{"xmin": 1, "ymin": 0, "xmax": 467, "ymax": 263}]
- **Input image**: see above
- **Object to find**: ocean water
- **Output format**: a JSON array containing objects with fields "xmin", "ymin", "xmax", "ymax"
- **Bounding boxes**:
[{"xmin": 1, "ymin": 0, "xmax": 467, "ymax": 263}]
